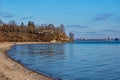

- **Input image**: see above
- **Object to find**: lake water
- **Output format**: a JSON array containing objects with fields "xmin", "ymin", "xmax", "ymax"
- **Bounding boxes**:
[{"xmin": 8, "ymin": 42, "xmax": 120, "ymax": 80}]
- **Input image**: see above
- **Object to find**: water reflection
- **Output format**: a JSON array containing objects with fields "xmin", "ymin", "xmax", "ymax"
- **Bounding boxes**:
[
  {"xmin": 15, "ymin": 44, "xmax": 66, "ymax": 61},
  {"xmin": 69, "ymin": 44, "xmax": 74, "ymax": 57},
  {"xmin": 8, "ymin": 43, "xmax": 120, "ymax": 80}
]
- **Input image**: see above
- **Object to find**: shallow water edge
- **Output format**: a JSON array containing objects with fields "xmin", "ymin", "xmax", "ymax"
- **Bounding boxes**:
[{"xmin": 0, "ymin": 42, "xmax": 55, "ymax": 80}]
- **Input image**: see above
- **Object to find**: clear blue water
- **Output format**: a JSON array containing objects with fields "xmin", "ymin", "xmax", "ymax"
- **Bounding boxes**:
[{"xmin": 8, "ymin": 42, "xmax": 120, "ymax": 80}]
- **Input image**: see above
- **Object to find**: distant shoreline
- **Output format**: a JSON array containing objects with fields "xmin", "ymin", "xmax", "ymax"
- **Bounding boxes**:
[
  {"xmin": 0, "ymin": 42, "xmax": 56, "ymax": 80},
  {"xmin": 75, "ymin": 40, "xmax": 120, "ymax": 43}
]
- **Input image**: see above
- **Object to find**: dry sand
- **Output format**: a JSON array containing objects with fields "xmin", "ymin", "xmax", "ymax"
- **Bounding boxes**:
[{"xmin": 0, "ymin": 42, "xmax": 54, "ymax": 80}]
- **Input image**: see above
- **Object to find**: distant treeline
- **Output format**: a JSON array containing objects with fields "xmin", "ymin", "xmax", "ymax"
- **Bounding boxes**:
[{"xmin": 0, "ymin": 20, "xmax": 72, "ymax": 42}]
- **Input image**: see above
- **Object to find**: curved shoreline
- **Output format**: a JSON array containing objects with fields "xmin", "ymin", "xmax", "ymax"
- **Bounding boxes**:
[{"xmin": 0, "ymin": 42, "xmax": 55, "ymax": 80}]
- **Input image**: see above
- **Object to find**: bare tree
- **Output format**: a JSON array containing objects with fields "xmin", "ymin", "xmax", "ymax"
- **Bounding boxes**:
[
  {"xmin": 27, "ymin": 21, "xmax": 35, "ymax": 33},
  {"xmin": 69, "ymin": 32, "xmax": 74, "ymax": 42},
  {"xmin": 0, "ymin": 20, "xmax": 69, "ymax": 42}
]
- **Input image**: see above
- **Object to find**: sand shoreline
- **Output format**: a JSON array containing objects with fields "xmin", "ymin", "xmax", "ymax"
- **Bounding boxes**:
[{"xmin": 0, "ymin": 42, "xmax": 56, "ymax": 80}]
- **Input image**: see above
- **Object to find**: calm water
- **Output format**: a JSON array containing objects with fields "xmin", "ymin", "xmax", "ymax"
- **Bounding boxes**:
[{"xmin": 8, "ymin": 42, "xmax": 120, "ymax": 80}]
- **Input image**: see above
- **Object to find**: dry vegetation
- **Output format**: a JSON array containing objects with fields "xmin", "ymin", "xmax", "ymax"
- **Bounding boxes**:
[{"xmin": 0, "ymin": 20, "xmax": 70, "ymax": 42}]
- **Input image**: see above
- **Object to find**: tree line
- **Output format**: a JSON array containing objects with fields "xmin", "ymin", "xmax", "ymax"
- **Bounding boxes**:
[{"xmin": 0, "ymin": 20, "xmax": 73, "ymax": 42}]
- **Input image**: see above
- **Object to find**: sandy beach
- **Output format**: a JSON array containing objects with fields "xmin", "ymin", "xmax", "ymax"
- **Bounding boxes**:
[{"xmin": 0, "ymin": 42, "xmax": 54, "ymax": 80}]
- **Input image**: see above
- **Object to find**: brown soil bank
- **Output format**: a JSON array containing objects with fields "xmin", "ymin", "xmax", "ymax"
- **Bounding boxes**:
[{"xmin": 0, "ymin": 42, "xmax": 54, "ymax": 80}]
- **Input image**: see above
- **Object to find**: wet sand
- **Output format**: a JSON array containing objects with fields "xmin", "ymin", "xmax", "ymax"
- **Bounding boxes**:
[{"xmin": 0, "ymin": 42, "xmax": 54, "ymax": 80}]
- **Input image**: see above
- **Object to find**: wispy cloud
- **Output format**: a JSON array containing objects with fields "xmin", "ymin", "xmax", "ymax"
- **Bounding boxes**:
[
  {"xmin": 72, "ymin": 29, "xmax": 120, "ymax": 38},
  {"xmin": 21, "ymin": 16, "xmax": 34, "ymax": 20},
  {"xmin": 66, "ymin": 25, "xmax": 89, "ymax": 28},
  {"xmin": 0, "ymin": 2, "xmax": 14, "ymax": 19},
  {"xmin": 70, "ymin": 31, "xmax": 106, "ymax": 38},
  {"xmin": 94, "ymin": 13, "xmax": 115, "ymax": 21},
  {"xmin": 0, "ymin": 12, "xmax": 14, "ymax": 18},
  {"xmin": 102, "ymin": 29, "xmax": 120, "ymax": 32},
  {"xmin": 114, "ymin": 17, "xmax": 120, "ymax": 23}
]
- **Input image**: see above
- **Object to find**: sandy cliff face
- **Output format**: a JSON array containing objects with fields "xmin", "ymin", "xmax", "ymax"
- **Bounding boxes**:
[{"xmin": 0, "ymin": 31, "xmax": 70, "ymax": 42}]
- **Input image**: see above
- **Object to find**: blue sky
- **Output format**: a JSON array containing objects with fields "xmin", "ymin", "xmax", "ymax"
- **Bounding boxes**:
[{"xmin": 0, "ymin": 0, "xmax": 120, "ymax": 38}]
